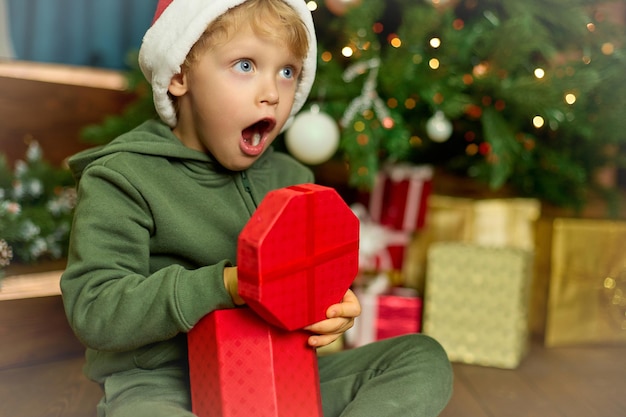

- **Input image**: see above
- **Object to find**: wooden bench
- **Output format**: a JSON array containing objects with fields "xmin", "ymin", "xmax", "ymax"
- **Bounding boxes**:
[
  {"xmin": 0, "ymin": 60, "xmax": 134, "ymax": 167},
  {"xmin": 0, "ymin": 268, "xmax": 101, "ymax": 417}
]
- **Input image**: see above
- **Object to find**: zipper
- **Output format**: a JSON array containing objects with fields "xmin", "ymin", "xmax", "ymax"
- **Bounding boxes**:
[{"xmin": 240, "ymin": 170, "xmax": 258, "ymax": 207}]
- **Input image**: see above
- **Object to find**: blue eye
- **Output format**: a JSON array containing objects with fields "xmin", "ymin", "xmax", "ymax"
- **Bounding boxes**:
[
  {"xmin": 281, "ymin": 67, "xmax": 295, "ymax": 79},
  {"xmin": 235, "ymin": 59, "xmax": 253, "ymax": 73}
]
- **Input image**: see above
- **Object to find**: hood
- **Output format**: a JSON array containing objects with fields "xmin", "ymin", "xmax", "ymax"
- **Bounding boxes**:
[{"xmin": 69, "ymin": 120, "xmax": 224, "ymax": 182}]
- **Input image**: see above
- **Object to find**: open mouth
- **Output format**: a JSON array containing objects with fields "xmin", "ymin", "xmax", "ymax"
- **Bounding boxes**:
[{"xmin": 242, "ymin": 118, "xmax": 276, "ymax": 147}]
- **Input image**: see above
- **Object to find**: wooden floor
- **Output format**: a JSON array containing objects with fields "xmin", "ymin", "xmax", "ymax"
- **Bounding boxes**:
[
  {"xmin": 1, "ymin": 295, "xmax": 625, "ymax": 417},
  {"xmin": 441, "ymin": 341, "xmax": 626, "ymax": 417}
]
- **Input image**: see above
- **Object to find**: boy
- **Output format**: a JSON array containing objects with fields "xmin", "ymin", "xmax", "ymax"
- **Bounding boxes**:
[{"xmin": 61, "ymin": 0, "xmax": 453, "ymax": 416}]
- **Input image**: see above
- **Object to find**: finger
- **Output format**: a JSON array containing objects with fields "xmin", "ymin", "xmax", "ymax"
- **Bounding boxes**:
[
  {"xmin": 308, "ymin": 332, "xmax": 341, "ymax": 348},
  {"xmin": 327, "ymin": 289, "xmax": 361, "ymax": 319},
  {"xmin": 305, "ymin": 317, "xmax": 354, "ymax": 335}
]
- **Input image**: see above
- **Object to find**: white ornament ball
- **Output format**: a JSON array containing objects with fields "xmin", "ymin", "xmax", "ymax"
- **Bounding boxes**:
[
  {"xmin": 285, "ymin": 107, "xmax": 340, "ymax": 165},
  {"xmin": 426, "ymin": 110, "xmax": 453, "ymax": 143}
]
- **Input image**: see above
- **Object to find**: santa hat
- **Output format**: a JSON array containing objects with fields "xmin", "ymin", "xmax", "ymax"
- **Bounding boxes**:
[{"xmin": 139, "ymin": 0, "xmax": 317, "ymax": 128}]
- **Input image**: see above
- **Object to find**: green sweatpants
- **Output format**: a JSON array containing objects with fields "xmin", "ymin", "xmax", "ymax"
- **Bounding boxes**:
[{"xmin": 96, "ymin": 334, "xmax": 453, "ymax": 417}]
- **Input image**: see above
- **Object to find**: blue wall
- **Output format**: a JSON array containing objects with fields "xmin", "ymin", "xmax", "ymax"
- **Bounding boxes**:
[{"xmin": 8, "ymin": 0, "xmax": 157, "ymax": 69}]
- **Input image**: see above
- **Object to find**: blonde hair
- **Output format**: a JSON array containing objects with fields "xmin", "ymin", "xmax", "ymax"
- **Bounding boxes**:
[{"xmin": 183, "ymin": 0, "xmax": 310, "ymax": 69}]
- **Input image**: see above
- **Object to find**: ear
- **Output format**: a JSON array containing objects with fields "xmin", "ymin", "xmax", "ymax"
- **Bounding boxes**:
[{"xmin": 168, "ymin": 71, "xmax": 188, "ymax": 97}]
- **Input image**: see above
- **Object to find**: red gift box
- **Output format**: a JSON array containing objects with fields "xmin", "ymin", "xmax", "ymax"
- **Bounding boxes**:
[
  {"xmin": 354, "ymin": 206, "xmax": 410, "ymax": 273},
  {"xmin": 368, "ymin": 164, "xmax": 433, "ymax": 232},
  {"xmin": 348, "ymin": 286, "xmax": 422, "ymax": 348},
  {"xmin": 189, "ymin": 184, "xmax": 359, "ymax": 417},
  {"xmin": 362, "ymin": 229, "xmax": 410, "ymax": 272},
  {"xmin": 237, "ymin": 183, "xmax": 360, "ymax": 331},
  {"xmin": 188, "ymin": 308, "xmax": 322, "ymax": 417},
  {"xmin": 376, "ymin": 293, "xmax": 422, "ymax": 340}
]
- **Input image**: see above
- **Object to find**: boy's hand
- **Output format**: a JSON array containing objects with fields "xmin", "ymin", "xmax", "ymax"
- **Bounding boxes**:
[
  {"xmin": 223, "ymin": 266, "xmax": 246, "ymax": 306},
  {"xmin": 304, "ymin": 289, "xmax": 361, "ymax": 348}
]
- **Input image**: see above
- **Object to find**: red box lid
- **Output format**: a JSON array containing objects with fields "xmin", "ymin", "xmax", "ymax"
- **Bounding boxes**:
[{"xmin": 237, "ymin": 183, "xmax": 359, "ymax": 330}]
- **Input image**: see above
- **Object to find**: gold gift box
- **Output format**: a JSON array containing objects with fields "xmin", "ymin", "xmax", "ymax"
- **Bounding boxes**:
[
  {"xmin": 545, "ymin": 218, "xmax": 626, "ymax": 347},
  {"xmin": 403, "ymin": 195, "xmax": 540, "ymax": 292},
  {"xmin": 426, "ymin": 195, "xmax": 540, "ymax": 250},
  {"xmin": 423, "ymin": 242, "xmax": 533, "ymax": 369}
]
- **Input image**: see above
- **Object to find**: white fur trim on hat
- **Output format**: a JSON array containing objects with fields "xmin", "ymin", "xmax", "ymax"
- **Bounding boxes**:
[{"xmin": 139, "ymin": 0, "xmax": 317, "ymax": 128}]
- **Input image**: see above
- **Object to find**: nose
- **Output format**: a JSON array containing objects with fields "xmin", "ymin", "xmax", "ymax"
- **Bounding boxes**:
[{"xmin": 258, "ymin": 75, "xmax": 279, "ymax": 106}]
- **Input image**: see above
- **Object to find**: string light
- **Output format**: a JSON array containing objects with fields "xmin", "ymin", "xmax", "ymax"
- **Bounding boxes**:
[
  {"xmin": 523, "ymin": 138, "xmax": 536, "ymax": 151},
  {"xmin": 354, "ymin": 121, "xmax": 365, "ymax": 132},
  {"xmin": 357, "ymin": 134, "xmax": 369, "ymax": 145},
  {"xmin": 465, "ymin": 104, "xmax": 482, "ymax": 119},
  {"xmin": 565, "ymin": 93, "xmax": 577, "ymax": 105},
  {"xmin": 342, "ymin": 46, "xmax": 354, "ymax": 57},
  {"xmin": 429, "ymin": 37, "xmax": 441, "ymax": 48},
  {"xmin": 429, "ymin": 58, "xmax": 440, "ymax": 69},
  {"xmin": 532, "ymin": 116, "xmax": 545, "ymax": 128},
  {"xmin": 410, "ymin": 135, "xmax": 423, "ymax": 146},
  {"xmin": 389, "ymin": 35, "xmax": 402, "ymax": 48},
  {"xmin": 602, "ymin": 42, "xmax": 615, "ymax": 55},
  {"xmin": 321, "ymin": 51, "xmax": 332, "ymax": 62},
  {"xmin": 473, "ymin": 62, "xmax": 489, "ymax": 77},
  {"xmin": 306, "ymin": 1, "xmax": 318, "ymax": 11},
  {"xmin": 479, "ymin": 142, "xmax": 491, "ymax": 155},
  {"xmin": 382, "ymin": 117, "xmax": 395, "ymax": 129},
  {"xmin": 534, "ymin": 68, "xmax": 545, "ymax": 79},
  {"xmin": 466, "ymin": 144, "xmax": 478, "ymax": 156}
]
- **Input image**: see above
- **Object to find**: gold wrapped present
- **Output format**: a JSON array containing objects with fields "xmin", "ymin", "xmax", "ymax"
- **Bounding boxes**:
[
  {"xmin": 403, "ymin": 195, "xmax": 540, "ymax": 293},
  {"xmin": 545, "ymin": 218, "xmax": 626, "ymax": 347},
  {"xmin": 527, "ymin": 217, "xmax": 554, "ymax": 337},
  {"xmin": 423, "ymin": 242, "xmax": 533, "ymax": 369},
  {"xmin": 427, "ymin": 195, "xmax": 540, "ymax": 250}
]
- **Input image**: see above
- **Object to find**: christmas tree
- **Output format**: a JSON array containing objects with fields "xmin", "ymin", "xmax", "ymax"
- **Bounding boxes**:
[
  {"xmin": 0, "ymin": 142, "xmax": 75, "ymax": 263},
  {"xmin": 81, "ymin": 0, "xmax": 626, "ymax": 212},
  {"xmin": 305, "ymin": 0, "xmax": 626, "ymax": 211}
]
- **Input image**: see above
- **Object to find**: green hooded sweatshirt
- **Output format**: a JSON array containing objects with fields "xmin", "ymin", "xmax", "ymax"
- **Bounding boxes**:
[{"xmin": 61, "ymin": 119, "xmax": 313, "ymax": 384}]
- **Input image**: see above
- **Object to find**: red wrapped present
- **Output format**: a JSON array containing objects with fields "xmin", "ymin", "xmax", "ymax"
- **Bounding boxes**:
[
  {"xmin": 358, "ymin": 224, "xmax": 410, "ymax": 273},
  {"xmin": 188, "ymin": 308, "xmax": 322, "ymax": 417},
  {"xmin": 238, "ymin": 183, "xmax": 360, "ymax": 331},
  {"xmin": 376, "ymin": 293, "xmax": 422, "ymax": 340},
  {"xmin": 189, "ymin": 184, "xmax": 359, "ymax": 417},
  {"xmin": 354, "ymin": 204, "xmax": 410, "ymax": 273},
  {"xmin": 348, "ymin": 279, "xmax": 422, "ymax": 348},
  {"xmin": 375, "ymin": 244, "xmax": 407, "ymax": 272},
  {"xmin": 368, "ymin": 164, "xmax": 433, "ymax": 232}
]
